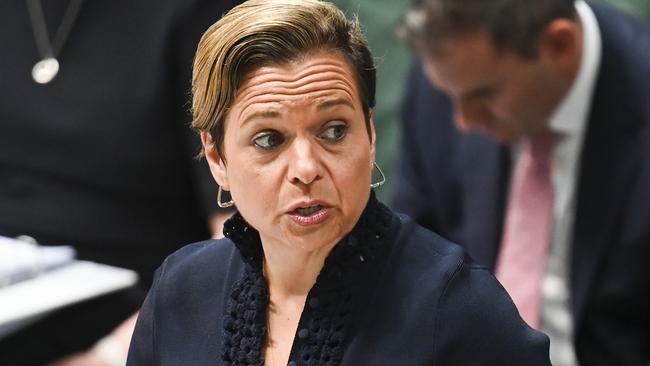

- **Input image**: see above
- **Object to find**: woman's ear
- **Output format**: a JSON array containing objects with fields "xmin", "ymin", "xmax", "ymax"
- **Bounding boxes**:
[
  {"xmin": 369, "ymin": 110, "xmax": 377, "ymax": 167},
  {"xmin": 200, "ymin": 132, "xmax": 229, "ymax": 191}
]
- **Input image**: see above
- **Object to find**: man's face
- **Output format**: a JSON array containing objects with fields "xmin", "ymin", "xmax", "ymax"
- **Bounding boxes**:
[{"xmin": 422, "ymin": 31, "xmax": 562, "ymax": 143}]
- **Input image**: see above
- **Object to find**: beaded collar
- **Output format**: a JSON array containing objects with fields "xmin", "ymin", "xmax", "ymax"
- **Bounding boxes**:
[{"xmin": 221, "ymin": 191, "xmax": 396, "ymax": 366}]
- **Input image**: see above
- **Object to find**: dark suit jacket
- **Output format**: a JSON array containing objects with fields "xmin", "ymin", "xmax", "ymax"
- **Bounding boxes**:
[
  {"xmin": 394, "ymin": 4, "xmax": 650, "ymax": 366},
  {"xmin": 128, "ymin": 195, "xmax": 550, "ymax": 365}
]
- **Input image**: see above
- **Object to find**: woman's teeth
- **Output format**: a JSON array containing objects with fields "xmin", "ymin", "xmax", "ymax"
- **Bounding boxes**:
[{"xmin": 296, "ymin": 205, "xmax": 322, "ymax": 216}]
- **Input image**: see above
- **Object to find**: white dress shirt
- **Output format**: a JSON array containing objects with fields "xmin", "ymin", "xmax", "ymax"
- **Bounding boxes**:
[{"xmin": 540, "ymin": 1, "xmax": 602, "ymax": 365}]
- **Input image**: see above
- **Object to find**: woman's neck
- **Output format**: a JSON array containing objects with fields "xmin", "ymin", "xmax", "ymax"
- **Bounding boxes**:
[
  {"xmin": 261, "ymin": 237, "xmax": 337, "ymax": 298},
  {"xmin": 261, "ymin": 238, "xmax": 338, "ymax": 366}
]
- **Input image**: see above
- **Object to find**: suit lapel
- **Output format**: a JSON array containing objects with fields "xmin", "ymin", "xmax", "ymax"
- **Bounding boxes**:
[
  {"xmin": 457, "ymin": 133, "xmax": 510, "ymax": 270},
  {"xmin": 571, "ymin": 6, "xmax": 645, "ymax": 328}
]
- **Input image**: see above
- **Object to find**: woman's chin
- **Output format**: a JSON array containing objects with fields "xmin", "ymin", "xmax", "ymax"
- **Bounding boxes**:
[{"xmin": 275, "ymin": 215, "xmax": 347, "ymax": 251}]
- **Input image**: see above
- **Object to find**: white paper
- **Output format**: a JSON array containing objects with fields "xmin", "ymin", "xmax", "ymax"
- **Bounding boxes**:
[
  {"xmin": 0, "ymin": 236, "xmax": 75, "ymax": 287},
  {"xmin": 0, "ymin": 261, "xmax": 138, "ymax": 338}
]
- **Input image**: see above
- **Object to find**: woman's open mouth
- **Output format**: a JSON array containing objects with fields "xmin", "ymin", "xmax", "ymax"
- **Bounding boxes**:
[{"xmin": 288, "ymin": 204, "xmax": 330, "ymax": 226}]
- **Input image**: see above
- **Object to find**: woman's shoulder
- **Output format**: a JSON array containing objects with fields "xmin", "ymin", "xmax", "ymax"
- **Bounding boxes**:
[
  {"xmin": 390, "ymin": 213, "xmax": 512, "ymax": 306},
  {"xmin": 153, "ymin": 238, "xmax": 244, "ymax": 290},
  {"xmin": 165, "ymin": 237, "xmax": 236, "ymax": 263},
  {"xmin": 383, "ymin": 214, "xmax": 550, "ymax": 364},
  {"xmin": 163, "ymin": 237, "xmax": 236, "ymax": 266},
  {"xmin": 392, "ymin": 213, "xmax": 482, "ymax": 277},
  {"xmin": 370, "ymin": 212, "xmax": 498, "ymax": 313}
]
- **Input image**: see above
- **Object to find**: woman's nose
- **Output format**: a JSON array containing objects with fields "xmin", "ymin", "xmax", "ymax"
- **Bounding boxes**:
[{"xmin": 287, "ymin": 138, "xmax": 321, "ymax": 186}]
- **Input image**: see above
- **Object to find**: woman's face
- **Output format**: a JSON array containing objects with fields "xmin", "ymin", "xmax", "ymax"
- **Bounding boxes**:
[{"xmin": 203, "ymin": 51, "xmax": 375, "ymax": 252}]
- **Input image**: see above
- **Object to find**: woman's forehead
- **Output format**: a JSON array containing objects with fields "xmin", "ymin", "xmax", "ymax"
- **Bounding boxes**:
[{"xmin": 231, "ymin": 53, "xmax": 361, "ymax": 114}]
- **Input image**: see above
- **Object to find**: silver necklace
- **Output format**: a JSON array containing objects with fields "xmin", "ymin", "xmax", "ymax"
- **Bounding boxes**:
[{"xmin": 26, "ymin": 0, "xmax": 84, "ymax": 84}]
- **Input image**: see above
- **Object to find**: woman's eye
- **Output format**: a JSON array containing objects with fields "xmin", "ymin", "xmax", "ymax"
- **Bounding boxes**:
[
  {"xmin": 320, "ymin": 123, "xmax": 347, "ymax": 142},
  {"xmin": 253, "ymin": 131, "xmax": 285, "ymax": 150}
]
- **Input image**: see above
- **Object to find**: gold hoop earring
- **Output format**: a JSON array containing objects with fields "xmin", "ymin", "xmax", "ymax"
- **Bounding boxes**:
[
  {"xmin": 217, "ymin": 186, "xmax": 234, "ymax": 208},
  {"xmin": 370, "ymin": 162, "xmax": 386, "ymax": 188}
]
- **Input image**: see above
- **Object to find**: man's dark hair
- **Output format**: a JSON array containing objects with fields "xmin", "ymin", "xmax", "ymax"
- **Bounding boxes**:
[{"xmin": 397, "ymin": 0, "xmax": 577, "ymax": 58}]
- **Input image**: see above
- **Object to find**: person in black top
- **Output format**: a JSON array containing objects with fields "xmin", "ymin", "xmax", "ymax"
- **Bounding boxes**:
[{"xmin": 0, "ymin": 0, "xmax": 240, "ymax": 364}]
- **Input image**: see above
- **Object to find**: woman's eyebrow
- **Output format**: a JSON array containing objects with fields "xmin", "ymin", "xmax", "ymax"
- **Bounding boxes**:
[
  {"xmin": 242, "ymin": 110, "xmax": 281, "ymax": 126},
  {"xmin": 317, "ymin": 98, "xmax": 355, "ymax": 110}
]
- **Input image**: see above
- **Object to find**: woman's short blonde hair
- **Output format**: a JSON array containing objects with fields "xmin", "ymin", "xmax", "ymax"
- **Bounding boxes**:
[{"xmin": 191, "ymin": 0, "xmax": 376, "ymax": 157}]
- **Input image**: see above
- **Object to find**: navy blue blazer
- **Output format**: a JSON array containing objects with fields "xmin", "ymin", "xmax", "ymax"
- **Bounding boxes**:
[
  {"xmin": 127, "ymin": 194, "xmax": 550, "ymax": 365},
  {"xmin": 394, "ymin": 4, "xmax": 650, "ymax": 366}
]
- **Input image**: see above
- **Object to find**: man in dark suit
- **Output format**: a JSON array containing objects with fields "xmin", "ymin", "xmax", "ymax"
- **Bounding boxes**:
[{"xmin": 395, "ymin": 0, "xmax": 650, "ymax": 365}]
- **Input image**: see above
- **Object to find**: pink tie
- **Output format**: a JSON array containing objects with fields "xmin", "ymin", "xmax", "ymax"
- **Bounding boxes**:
[{"xmin": 496, "ymin": 131, "xmax": 554, "ymax": 329}]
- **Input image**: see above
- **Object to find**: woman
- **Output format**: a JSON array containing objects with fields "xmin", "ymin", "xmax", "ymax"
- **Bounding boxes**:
[{"xmin": 127, "ymin": 1, "xmax": 551, "ymax": 365}]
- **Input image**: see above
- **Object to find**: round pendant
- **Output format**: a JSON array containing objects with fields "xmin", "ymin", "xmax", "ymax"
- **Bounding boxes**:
[{"xmin": 32, "ymin": 57, "xmax": 60, "ymax": 84}]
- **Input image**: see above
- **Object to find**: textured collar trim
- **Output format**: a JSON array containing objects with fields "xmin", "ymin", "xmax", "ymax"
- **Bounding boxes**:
[
  {"xmin": 222, "ymin": 190, "xmax": 394, "ymax": 278},
  {"xmin": 221, "ymin": 191, "xmax": 396, "ymax": 365}
]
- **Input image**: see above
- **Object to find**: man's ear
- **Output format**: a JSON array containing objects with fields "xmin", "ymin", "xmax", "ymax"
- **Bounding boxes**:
[
  {"xmin": 538, "ymin": 18, "xmax": 581, "ymax": 72},
  {"xmin": 200, "ymin": 132, "xmax": 229, "ymax": 191}
]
